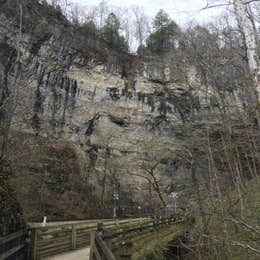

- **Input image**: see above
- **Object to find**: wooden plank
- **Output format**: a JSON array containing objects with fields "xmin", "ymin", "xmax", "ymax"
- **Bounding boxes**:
[
  {"xmin": 104, "ymin": 223, "xmax": 153, "ymax": 240},
  {"xmin": 37, "ymin": 229, "xmax": 72, "ymax": 237},
  {"xmin": 0, "ymin": 230, "xmax": 25, "ymax": 245},
  {"xmin": 30, "ymin": 218, "xmax": 147, "ymax": 230},
  {"xmin": 72, "ymin": 225, "xmax": 77, "ymax": 250},
  {"xmin": 76, "ymin": 241, "xmax": 90, "ymax": 248},
  {"xmin": 76, "ymin": 233, "xmax": 90, "ymax": 239},
  {"xmin": 76, "ymin": 237, "xmax": 90, "ymax": 243},
  {"xmin": 37, "ymin": 230, "xmax": 96, "ymax": 258},
  {"xmin": 77, "ymin": 229, "xmax": 91, "ymax": 234},
  {"xmin": 76, "ymin": 243, "xmax": 90, "ymax": 249},
  {"xmin": 76, "ymin": 236, "xmax": 90, "ymax": 243},
  {"xmin": 89, "ymin": 232, "xmax": 95, "ymax": 260},
  {"xmin": 95, "ymin": 234, "xmax": 116, "ymax": 260},
  {"xmin": 37, "ymin": 239, "xmax": 71, "ymax": 251},
  {"xmin": 77, "ymin": 228, "xmax": 92, "ymax": 234},
  {"xmin": 93, "ymin": 244, "xmax": 102, "ymax": 260},
  {"xmin": 37, "ymin": 235, "xmax": 72, "ymax": 246},
  {"xmin": 76, "ymin": 235, "xmax": 90, "ymax": 241},
  {"xmin": 37, "ymin": 244, "xmax": 72, "ymax": 258},
  {"xmin": 38, "ymin": 244, "xmax": 71, "ymax": 256},
  {"xmin": 111, "ymin": 229, "xmax": 154, "ymax": 246},
  {"xmin": 30, "ymin": 228, "xmax": 37, "ymax": 260},
  {"xmin": 0, "ymin": 244, "xmax": 25, "ymax": 259},
  {"xmin": 76, "ymin": 238, "xmax": 90, "ymax": 246},
  {"xmin": 76, "ymin": 234, "xmax": 90, "ymax": 240}
]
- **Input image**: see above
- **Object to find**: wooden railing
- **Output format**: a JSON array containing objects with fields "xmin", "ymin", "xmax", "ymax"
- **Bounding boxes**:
[
  {"xmin": 28, "ymin": 218, "xmax": 148, "ymax": 259},
  {"xmin": 0, "ymin": 229, "xmax": 27, "ymax": 260},
  {"xmin": 90, "ymin": 217, "xmax": 185, "ymax": 260},
  {"xmin": 90, "ymin": 232, "xmax": 117, "ymax": 260}
]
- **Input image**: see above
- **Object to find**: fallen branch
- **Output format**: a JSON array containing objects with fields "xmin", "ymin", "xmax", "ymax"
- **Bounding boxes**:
[
  {"xmin": 231, "ymin": 241, "xmax": 260, "ymax": 254},
  {"xmin": 224, "ymin": 217, "xmax": 260, "ymax": 235},
  {"xmin": 202, "ymin": 234, "xmax": 260, "ymax": 254}
]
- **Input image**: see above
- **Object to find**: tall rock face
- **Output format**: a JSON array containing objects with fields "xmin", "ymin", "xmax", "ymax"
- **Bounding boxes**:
[{"xmin": 0, "ymin": 0, "xmax": 223, "ymax": 221}]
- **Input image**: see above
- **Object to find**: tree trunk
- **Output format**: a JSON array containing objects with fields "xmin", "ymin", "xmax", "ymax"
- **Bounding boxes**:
[
  {"xmin": 149, "ymin": 171, "xmax": 167, "ymax": 208},
  {"xmin": 233, "ymin": 0, "xmax": 260, "ymax": 125}
]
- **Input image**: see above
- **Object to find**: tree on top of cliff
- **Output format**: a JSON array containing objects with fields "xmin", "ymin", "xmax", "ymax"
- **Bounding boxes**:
[
  {"xmin": 146, "ymin": 9, "xmax": 181, "ymax": 53},
  {"xmin": 81, "ymin": 20, "xmax": 97, "ymax": 36},
  {"xmin": 102, "ymin": 12, "xmax": 128, "ymax": 51}
]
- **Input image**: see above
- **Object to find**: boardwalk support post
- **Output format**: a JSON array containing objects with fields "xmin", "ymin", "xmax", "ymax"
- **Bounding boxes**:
[
  {"xmin": 72, "ymin": 224, "xmax": 77, "ymax": 250},
  {"xmin": 30, "ymin": 228, "xmax": 37, "ymax": 260},
  {"xmin": 89, "ymin": 231, "xmax": 95, "ymax": 260}
]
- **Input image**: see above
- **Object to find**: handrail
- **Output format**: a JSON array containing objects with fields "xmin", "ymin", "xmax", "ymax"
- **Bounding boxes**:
[
  {"xmin": 0, "ymin": 229, "xmax": 27, "ymax": 260},
  {"xmin": 29, "ymin": 217, "xmax": 147, "ymax": 230},
  {"xmin": 94, "ymin": 233, "xmax": 116, "ymax": 260},
  {"xmin": 0, "ymin": 230, "xmax": 25, "ymax": 245},
  {"xmin": 90, "ymin": 217, "xmax": 185, "ymax": 260}
]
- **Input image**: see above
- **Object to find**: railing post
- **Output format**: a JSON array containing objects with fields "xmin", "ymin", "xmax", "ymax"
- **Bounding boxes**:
[
  {"xmin": 97, "ymin": 222, "xmax": 104, "ymax": 236},
  {"xmin": 153, "ymin": 217, "xmax": 159, "ymax": 231},
  {"xmin": 139, "ymin": 222, "xmax": 143, "ymax": 232},
  {"xmin": 89, "ymin": 231, "xmax": 95, "ymax": 260},
  {"xmin": 72, "ymin": 224, "xmax": 77, "ymax": 250},
  {"xmin": 103, "ymin": 230, "xmax": 113, "ymax": 249},
  {"xmin": 30, "ymin": 228, "xmax": 37, "ymax": 260},
  {"xmin": 152, "ymin": 218, "xmax": 156, "ymax": 231},
  {"xmin": 16, "ymin": 231, "xmax": 22, "ymax": 260},
  {"xmin": 118, "ymin": 241, "xmax": 133, "ymax": 260}
]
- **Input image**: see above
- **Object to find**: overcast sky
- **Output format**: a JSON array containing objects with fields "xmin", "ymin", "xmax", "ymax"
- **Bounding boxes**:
[{"xmin": 71, "ymin": 0, "xmax": 227, "ymax": 26}]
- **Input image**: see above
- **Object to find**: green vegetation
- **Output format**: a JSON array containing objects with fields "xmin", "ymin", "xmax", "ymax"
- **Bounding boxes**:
[
  {"xmin": 81, "ymin": 21, "xmax": 97, "ymax": 35},
  {"xmin": 131, "ymin": 224, "xmax": 184, "ymax": 260},
  {"xmin": 146, "ymin": 9, "xmax": 180, "ymax": 53},
  {"xmin": 39, "ymin": 0, "xmax": 63, "ymax": 16},
  {"xmin": 193, "ymin": 178, "xmax": 260, "ymax": 260},
  {"xmin": 102, "ymin": 12, "xmax": 128, "ymax": 51}
]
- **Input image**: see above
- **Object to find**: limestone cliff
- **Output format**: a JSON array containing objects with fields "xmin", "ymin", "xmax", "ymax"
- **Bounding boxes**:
[{"xmin": 0, "ymin": 0, "xmax": 219, "ymax": 221}]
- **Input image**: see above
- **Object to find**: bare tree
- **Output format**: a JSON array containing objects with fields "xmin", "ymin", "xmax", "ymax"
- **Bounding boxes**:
[
  {"xmin": 132, "ymin": 6, "xmax": 150, "ymax": 48},
  {"xmin": 97, "ymin": 0, "xmax": 109, "ymax": 29},
  {"xmin": 233, "ymin": 0, "xmax": 260, "ymax": 123},
  {"xmin": 124, "ymin": 136, "xmax": 175, "ymax": 209},
  {"xmin": 204, "ymin": 0, "xmax": 260, "ymax": 124}
]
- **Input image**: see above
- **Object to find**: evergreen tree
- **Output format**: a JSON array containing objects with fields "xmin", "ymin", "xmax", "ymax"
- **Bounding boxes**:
[
  {"xmin": 146, "ymin": 9, "xmax": 180, "ymax": 53},
  {"xmin": 102, "ymin": 12, "xmax": 128, "ymax": 50},
  {"xmin": 81, "ymin": 20, "xmax": 97, "ymax": 35}
]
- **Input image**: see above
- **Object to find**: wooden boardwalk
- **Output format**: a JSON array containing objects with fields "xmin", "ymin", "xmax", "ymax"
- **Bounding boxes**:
[
  {"xmin": 29, "ymin": 218, "xmax": 148, "ymax": 259},
  {"xmin": 0, "ymin": 217, "xmax": 184, "ymax": 260}
]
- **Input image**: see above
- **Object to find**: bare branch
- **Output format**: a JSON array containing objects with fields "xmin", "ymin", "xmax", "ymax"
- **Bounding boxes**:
[
  {"xmin": 231, "ymin": 241, "xmax": 260, "ymax": 254},
  {"xmin": 243, "ymin": 0, "xmax": 260, "ymax": 4},
  {"xmin": 202, "ymin": 1, "xmax": 233, "ymax": 10},
  {"xmin": 224, "ymin": 217, "xmax": 260, "ymax": 235}
]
